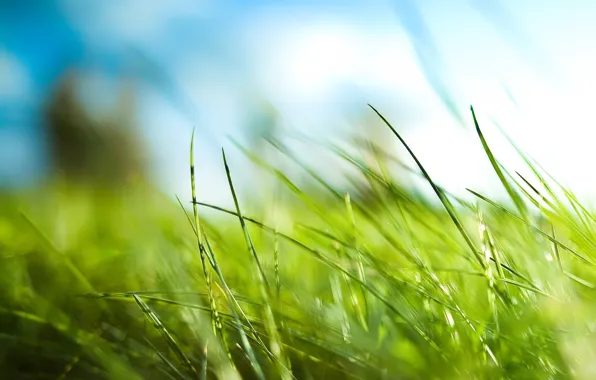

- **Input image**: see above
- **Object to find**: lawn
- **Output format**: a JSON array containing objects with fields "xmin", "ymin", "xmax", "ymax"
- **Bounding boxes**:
[{"xmin": 1, "ymin": 106, "xmax": 594, "ymax": 379}]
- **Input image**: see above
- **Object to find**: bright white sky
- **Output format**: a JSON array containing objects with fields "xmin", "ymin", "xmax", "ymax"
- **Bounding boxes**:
[
  {"xmin": 146, "ymin": 0, "xmax": 596, "ymax": 207},
  {"xmin": 188, "ymin": 1, "xmax": 596, "ymax": 207}
]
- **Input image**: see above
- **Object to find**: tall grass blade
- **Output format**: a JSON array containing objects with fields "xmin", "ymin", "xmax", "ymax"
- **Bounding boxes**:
[
  {"xmin": 222, "ymin": 149, "xmax": 294, "ymax": 379},
  {"xmin": 222, "ymin": 148, "xmax": 270, "ymax": 289},
  {"xmin": 188, "ymin": 130, "xmax": 227, "ymax": 366},
  {"xmin": 368, "ymin": 104, "xmax": 484, "ymax": 268},
  {"xmin": 132, "ymin": 294, "xmax": 197, "ymax": 377},
  {"xmin": 470, "ymin": 106, "xmax": 527, "ymax": 219}
]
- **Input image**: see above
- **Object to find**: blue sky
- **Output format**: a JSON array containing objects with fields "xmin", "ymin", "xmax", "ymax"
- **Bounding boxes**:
[{"xmin": 2, "ymin": 0, "xmax": 596, "ymax": 206}]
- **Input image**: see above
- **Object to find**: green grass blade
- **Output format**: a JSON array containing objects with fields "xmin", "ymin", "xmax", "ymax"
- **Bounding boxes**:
[
  {"xmin": 132, "ymin": 294, "xmax": 197, "ymax": 377},
  {"xmin": 368, "ymin": 104, "xmax": 484, "ymax": 268},
  {"xmin": 222, "ymin": 148, "xmax": 270, "ymax": 289},
  {"xmin": 470, "ymin": 106, "xmax": 527, "ymax": 219},
  {"xmin": 188, "ymin": 132, "xmax": 226, "ymax": 356},
  {"xmin": 221, "ymin": 149, "xmax": 293, "ymax": 378}
]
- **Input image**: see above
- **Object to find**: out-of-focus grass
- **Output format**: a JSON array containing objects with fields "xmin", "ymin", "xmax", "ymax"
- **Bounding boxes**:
[{"xmin": 2, "ymin": 106, "xmax": 596, "ymax": 379}]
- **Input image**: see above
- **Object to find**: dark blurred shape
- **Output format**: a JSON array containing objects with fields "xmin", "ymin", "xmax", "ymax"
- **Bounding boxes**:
[{"xmin": 44, "ymin": 71, "xmax": 146, "ymax": 186}]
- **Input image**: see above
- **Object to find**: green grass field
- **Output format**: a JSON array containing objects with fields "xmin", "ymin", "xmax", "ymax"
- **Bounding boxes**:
[{"xmin": 2, "ymin": 106, "xmax": 595, "ymax": 379}]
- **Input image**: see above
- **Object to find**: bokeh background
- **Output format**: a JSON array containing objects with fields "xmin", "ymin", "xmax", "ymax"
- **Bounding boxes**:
[{"xmin": 2, "ymin": 0, "xmax": 596, "ymax": 205}]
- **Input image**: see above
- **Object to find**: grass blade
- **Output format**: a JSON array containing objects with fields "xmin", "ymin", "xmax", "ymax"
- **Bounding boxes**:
[
  {"xmin": 470, "ymin": 106, "xmax": 527, "ymax": 219},
  {"xmin": 132, "ymin": 294, "xmax": 197, "ymax": 377},
  {"xmin": 222, "ymin": 148, "xmax": 270, "ymax": 289},
  {"xmin": 368, "ymin": 104, "xmax": 484, "ymax": 268}
]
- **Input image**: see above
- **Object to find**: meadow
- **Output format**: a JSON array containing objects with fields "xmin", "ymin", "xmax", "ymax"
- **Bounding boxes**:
[{"xmin": 1, "ymin": 105, "xmax": 595, "ymax": 379}]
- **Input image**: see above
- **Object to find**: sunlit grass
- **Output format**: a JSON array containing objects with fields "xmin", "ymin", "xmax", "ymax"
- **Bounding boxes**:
[{"xmin": 2, "ymin": 106, "xmax": 596, "ymax": 379}]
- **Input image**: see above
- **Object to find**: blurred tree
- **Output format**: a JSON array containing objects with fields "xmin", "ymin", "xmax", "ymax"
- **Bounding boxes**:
[{"xmin": 44, "ymin": 70, "xmax": 146, "ymax": 186}]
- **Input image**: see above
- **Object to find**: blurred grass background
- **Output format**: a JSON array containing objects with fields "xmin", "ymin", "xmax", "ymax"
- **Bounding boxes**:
[{"xmin": 3, "ymin": 1, "xmax": 596, "ymax": 379}]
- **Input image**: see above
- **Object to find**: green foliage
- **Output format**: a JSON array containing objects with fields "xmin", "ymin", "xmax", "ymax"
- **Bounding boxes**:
[{"xmin": 2, "ymin": 106, "xmax": 595, "ymax": 379}]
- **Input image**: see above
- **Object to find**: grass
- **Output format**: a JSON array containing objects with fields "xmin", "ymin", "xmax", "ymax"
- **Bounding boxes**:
[{"xmin": 2, "ymin": 105, "xmax": 596, "ymax": 379}]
